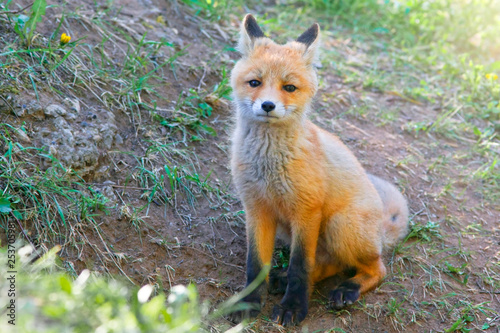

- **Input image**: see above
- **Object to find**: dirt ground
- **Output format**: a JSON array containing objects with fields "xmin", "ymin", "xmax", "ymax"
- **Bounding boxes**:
[{"xmin": 1, "ymin": 0, "xmax": 499, "ymax": 332}]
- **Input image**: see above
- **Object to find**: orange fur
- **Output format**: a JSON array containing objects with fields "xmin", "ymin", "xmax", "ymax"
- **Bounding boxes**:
[{"xmin": 230, "ymin": 14, "xmax": 409, "ymax": 325}]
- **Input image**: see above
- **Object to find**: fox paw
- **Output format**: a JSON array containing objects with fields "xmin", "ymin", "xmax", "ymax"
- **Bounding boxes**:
[
  {"xmin": 269, "ymin": 269, "xmax": 288, "ymax": 294},
  {"xmin": 328, "ymin": 282, "xmax": 360, "ymax": 310},
  {"xmin": 271, "ymin": 301, "xmax": 308, "ymax": 326},
  {"xmin": 228, "ymin": 307, "xmax": 260, "ymax": 323},
  {"xmin": 227, "ymin": 294, "xmax": 261, "ymax": 323}
]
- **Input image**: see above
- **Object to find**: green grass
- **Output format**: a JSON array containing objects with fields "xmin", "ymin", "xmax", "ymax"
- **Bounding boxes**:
[
  {"xmin": 181, "ymin": 0, "xmax": 244, "ymax": 21},
  {"xmin": 0, "ymin": 124, "xmax": 138, "ymax": 278},
  {"xmin": 0, "ymin": 244, "xmax": 227, "ymax": 332},
  {"xmin": 1, "ymin": 1, "xmax": 215, "ymax": 136},
  {"xmin": 118, "ymin": 139, "xmax": 222, "ymax": 212}
]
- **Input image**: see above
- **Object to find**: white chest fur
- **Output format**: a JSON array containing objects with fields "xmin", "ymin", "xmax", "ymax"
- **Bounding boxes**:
[{"xmin": 231, "ymin": 122, "xmax": 300, "ymax": 199}]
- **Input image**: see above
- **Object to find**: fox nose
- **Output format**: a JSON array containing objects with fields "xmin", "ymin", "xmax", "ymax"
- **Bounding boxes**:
[{"xmin": 261, "ymin": 101, "xmax": 276, "ymax": 112}]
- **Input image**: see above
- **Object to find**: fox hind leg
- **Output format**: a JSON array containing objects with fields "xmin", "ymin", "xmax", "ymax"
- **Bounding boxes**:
[
  {"xmin": 328, "ymin": 257, "xmax": 386, "ymax": 309},
  {"xmin": 269, "ymin": 267, "xmax": 288, "ymax": 294}
]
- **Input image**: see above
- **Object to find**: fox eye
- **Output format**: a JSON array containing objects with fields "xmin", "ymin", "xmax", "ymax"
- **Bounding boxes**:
[
  {"xmin": 249, "ymin": 80, "xmax": 261, "ymax": 87},
  {"xmin": 283, "ymin": 85, "xmax": 297, "ymax": 92}
]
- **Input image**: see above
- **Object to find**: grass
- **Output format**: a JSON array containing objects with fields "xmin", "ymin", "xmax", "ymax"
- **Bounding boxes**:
[
  {"xmin": 0, "ymin": 244, "xmax": 239, "ymax": 332},
  {"xmin": 0, "ymin": 124, "xmax": 107, "ymax": 240}
]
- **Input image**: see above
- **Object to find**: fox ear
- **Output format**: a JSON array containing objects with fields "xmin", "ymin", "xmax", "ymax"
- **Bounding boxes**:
[
  {"xmin": 238, "ymin": 14, "xmax": 265, "ymax": 56},
  {"xmin": 297, "ymin": 23, "xmax": 320, "ymax": 65}
]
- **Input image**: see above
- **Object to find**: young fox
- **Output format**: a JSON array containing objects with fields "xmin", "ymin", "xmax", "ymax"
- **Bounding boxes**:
[{"xmin": 230, "ymin": 14, "xmax": 409, "ymax": 326}]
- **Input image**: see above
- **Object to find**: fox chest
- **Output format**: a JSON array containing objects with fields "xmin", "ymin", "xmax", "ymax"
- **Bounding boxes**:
[
  {"xmin": 230, "ymin": 124, "xmax": 320, "ymax": 205},
  {"xmin": 243, "ymin": 157, "xmax": 293, "ymax": 197},
  {"xmin": 233, "ymin": 147, "xmax": 297, "ymax": 200}
]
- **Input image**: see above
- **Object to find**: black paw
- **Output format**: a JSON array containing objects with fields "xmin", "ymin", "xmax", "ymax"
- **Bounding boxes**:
[
  {"xmin": 328, "ymin": 282, "xmax": 360, "ymax": 310},
  {"xmin": 227, "ymin": 294, "xmax": 261, "ymax": 323},
  {"xmin": 269, "ymin": 268, "xmax": 288, "ymax": 294},
  {"xmin": 271, "ymin": 300, "xmax": 308, "ymax": 326},
  {"xmin": 228, "ymin": 307, "xmax": 260, "ymax": 323}
]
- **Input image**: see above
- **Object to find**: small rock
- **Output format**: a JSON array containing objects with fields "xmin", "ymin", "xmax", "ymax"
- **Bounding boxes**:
[
  {"xmin": 13, "ymin": 128, "xmax": 31, "ymax": 143},
  {"xmin": 49, "ymin": 145, "xmax": 57, "ymax": 156},
  {"xmin": 38, "ymin": 127, "xmax": 52, "ymax": 137},
  {"xmin": 53, "ymin": 117, "xmax": 70, "ymax": 131},
  {"xmin": 81, "ymin": 121, "xmax": 88, "ymax": 127},
  {"xmin": 21, "ymin": 101, "xmax": 43, "ymax": 118},
  {"xmin": 44, "ymin": 104, "xmax": 67, "ymax": 117},
  {"xmin": 102, "ymin": 186, "xmax": 117, "ymax": 203},
  {"xmin": 61, "ymin": 129, "xmax": 74, "ymax": 146},
  {"xmin": 99, "ymin": 123, "xmax": 118, "ymax": 149},
  {"xmin": 102, "ymin": 137, "xmax": 113, "ymax": 149},
  {"xmin": 93, "ymin": 135, "xmax": 103, "ymax": 142},
  {"xmin": 65, "ymin": 113, "xmax": 78, "ymax": 121},
  {"xmin": 115, "ymin": 134, "xmax": 123, "ymax": 145},
  {"xmin": 13, "ymin": 105, "xmax": 25, "ymax": 117},
  {"xmin": 95, "ymin": 165, "xmax": 109, "ymax": 177},
  {"xmin": 62, "ymin": 98, "xmax": 79, "ymax": 121},
  {"xmin": 103, "ymin": 180, "xmax": 116, "ymax": 185},
  {"xmin": 63, "ymin": 98, "xmax": 80, "ymax": 113}
]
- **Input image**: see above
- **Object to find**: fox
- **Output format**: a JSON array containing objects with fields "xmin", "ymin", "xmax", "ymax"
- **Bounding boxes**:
[{"xmin": 229, "ymin": 14, "xmax": 409, "ymax": 326}]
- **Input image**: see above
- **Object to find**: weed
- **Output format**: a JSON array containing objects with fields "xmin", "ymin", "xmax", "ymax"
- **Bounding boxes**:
[
  {"xmin": 182, "ymin": 0, "xmax": 243, "ymax": 21},
  {"xmin": 0, "ymin": 244, "xmax": 244, "ymax": 332},
  {"xmin": 444, "ymin": 300, "xmax": 497, "ymax": 333},
  {"xmin": 13, "ymin": 0, "xmax": 47, "ymax": 47},
  {"xmin": 405, "ymin": 221, "xmax": 442, "ymax": 243},
  {"xmin": 0, "ymin": 125, "xmax": 128, "ymax": 278},
  {"xmin": 385, "ymin": 297, "xmax": 407, "ymax": 330},
  {"xmin": 273, "ymin": 246, "xmax": 290, "ymax": 270},
  {"xmin": 211, "ymin": 67, "xmax": 232, "ymax": 100},
  {"xmin": 119, "ymin": 203, "xmax": 147, "ymax": 231}
]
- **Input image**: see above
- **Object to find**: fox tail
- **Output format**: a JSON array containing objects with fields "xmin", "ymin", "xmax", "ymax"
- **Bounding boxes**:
[{"xmin": 368, "ymin": 174, "xmax": 409, "ymax": 249}]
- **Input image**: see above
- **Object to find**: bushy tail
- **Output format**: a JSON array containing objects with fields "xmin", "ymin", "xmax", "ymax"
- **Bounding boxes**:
[{"xmin": 368, "ymin": 174, "xmax": 409, "ymax": 249}]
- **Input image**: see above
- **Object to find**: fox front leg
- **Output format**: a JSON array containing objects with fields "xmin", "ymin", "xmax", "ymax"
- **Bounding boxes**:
[
  {"xmin": 271, "ymin": 212, "xmax": 321, "ymax": 326},
  {"xmin": 233, "ymin": 206, "xmax": 277, "ymax": 321}
]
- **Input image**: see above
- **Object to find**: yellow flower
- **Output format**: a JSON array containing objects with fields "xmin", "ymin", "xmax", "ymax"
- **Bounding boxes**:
[
  {"xmin": 485, "ymin": 73, "xmax": 498, "ymax": 80},
  {"xmin": 156, "ymin": 15, "xmax": 166, "ymax": 25},
  {"xmin": 60, "ymin": 33, "xmax": 71, "ymax": 44}
]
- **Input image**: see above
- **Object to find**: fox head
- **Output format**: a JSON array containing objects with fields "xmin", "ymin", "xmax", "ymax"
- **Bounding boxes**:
[{"xmin": 231, "ymin": 14, "xmax": 320, "ymax": 124}]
